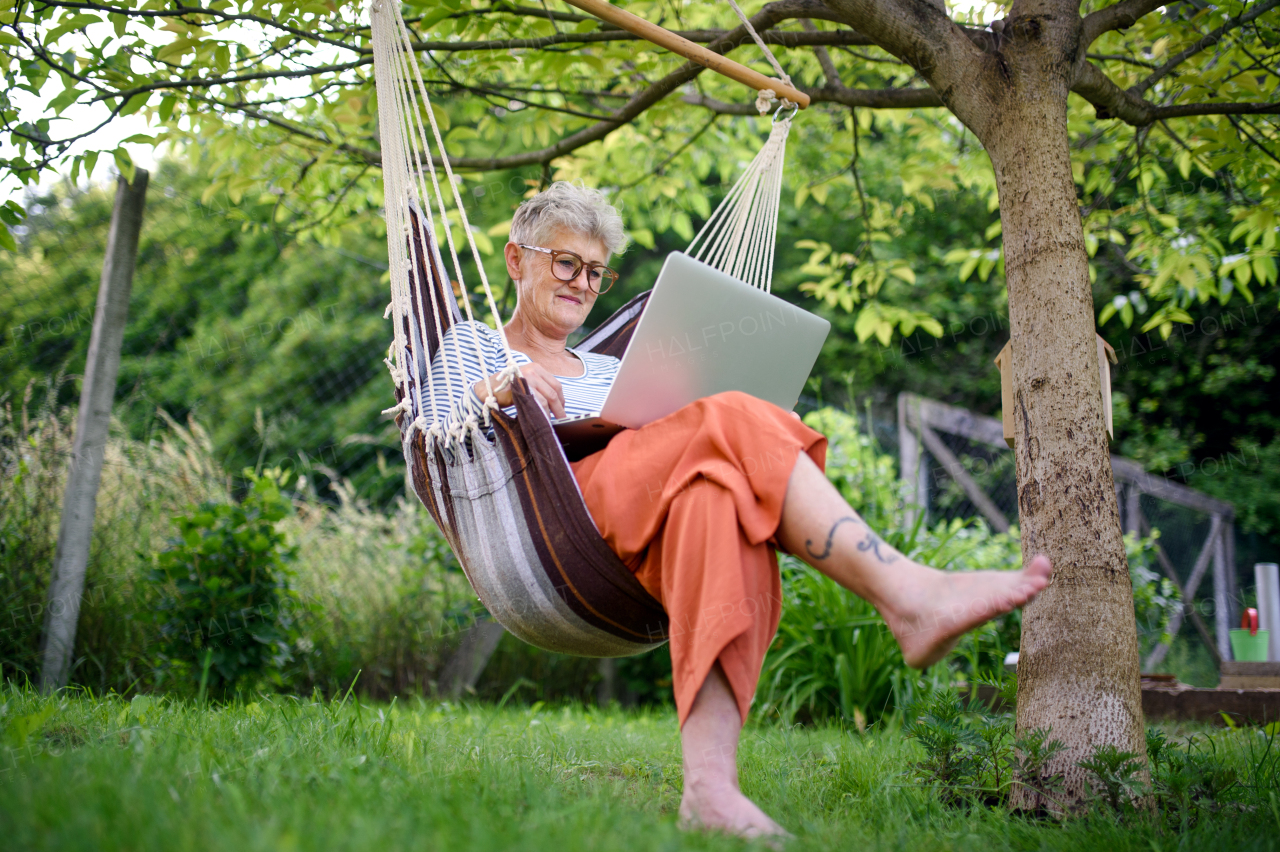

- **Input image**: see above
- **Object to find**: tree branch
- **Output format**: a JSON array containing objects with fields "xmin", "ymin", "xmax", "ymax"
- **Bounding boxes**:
[
  {"xmin": 683, "ymin": 83, "xmax": 940, "ymax": 113},
  {"xmin": 448, "ymin": 3, "xmax": 597, "ymax": 25},
  {"xmin": 820, "ymin": 0, "xmax": 986, "ymax": 126},
  {"xmin": 33, "ymin": 0, "xmax": 364, "ymax": 53},
  {"xmin": 1073, "ymin": 60, "xmax": 1279, "ymax": 125},
  {"xmin": 436, "ymin": 0, "xmax": 861, "ymax": 170},
  {"xmin": 1080, "ymin": 0, "xmax": 1167, "ymax": 49},
  {"xmin": 93, "ymin": 60, "xmax": 370, "ymax": 105},
  {"xmin": 1073, "ymin": 59, "xmax": 1156, "ymax": 124},
  {"xmin": 414, "ymin": 27, "xmax": 876, "ymax": 52},
  {"xmin": 1155, "ymin": 100, "xmax": 1280, "ymax": 119},
  {"xmin": 1133, "ymin": 0, "xmax": 1280, "ymax": 96},
  {"xmin": 801, "ymin": 18, "xmax": 843, "ymax": 86}
]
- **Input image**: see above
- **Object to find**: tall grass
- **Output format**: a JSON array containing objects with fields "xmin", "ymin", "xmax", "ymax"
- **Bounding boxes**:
[
  {"xmin": 0, "ymin": 376, "xmax": 230, "ymax": 690},
  {"xmin": 0, "ymin": 378, "xmax": 470, "ymax": 697},
  {"xmin": 284, "ymin": 480, "xmax": 476, "ymax": 699}
]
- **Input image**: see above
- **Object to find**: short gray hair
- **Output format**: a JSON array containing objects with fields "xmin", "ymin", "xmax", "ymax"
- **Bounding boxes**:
[{"xmin": 509, "ymin": 182, "xmax": 628, "ymax": 257}]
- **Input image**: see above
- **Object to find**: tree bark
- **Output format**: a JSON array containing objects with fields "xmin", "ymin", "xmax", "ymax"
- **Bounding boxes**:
[
  {"xmin": 824, "ymin": 0, "xmax": 1147, "ymax": 807},
  {"xmin": 961, "ymin": 2, "xmax": 1147, "ymax": 808}
]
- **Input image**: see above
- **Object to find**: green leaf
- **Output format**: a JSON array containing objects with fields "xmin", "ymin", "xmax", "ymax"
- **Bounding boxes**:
[
  {"xmin": 117, "ymin": 92, "xmax": 150, "ymax": 117},
  {"xmin": 43, "ymin": 13, "xmax": 101, "ymax": 46},
  {"xmin": 5, "ymin": 705, "xmax": 56, "ymax": 746},
  {"xmin": 419, "ymin": 6, "xmax": 453, "ymax": 31},
  {"xmin": 113, "ymin": 147, "xmax": 135, "ymax": 183},
  {"xmin": 156, "ymin": 37, "xmax": 201, "ymax": 64},
  {"xmin": 0, "ymin": 200, "xmax": 23, "ymax": 227},
  {"xmin": 48, "ymin": 86, "xmax": 84, "ymax": 115},
  {"xmin": 0, "ymin": 223, "xmax": 16, "ymax": 252}
]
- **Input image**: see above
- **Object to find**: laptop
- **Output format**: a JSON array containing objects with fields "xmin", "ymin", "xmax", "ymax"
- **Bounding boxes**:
[{"xmin": 552, "ymin": 251, "xmax": 831, "ymax": 459}]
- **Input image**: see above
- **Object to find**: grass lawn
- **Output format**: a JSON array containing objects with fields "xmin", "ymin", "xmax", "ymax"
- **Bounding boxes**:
[{"xmin": 3, "ymin": 686, "xmax": 1278, "ymax": 851}]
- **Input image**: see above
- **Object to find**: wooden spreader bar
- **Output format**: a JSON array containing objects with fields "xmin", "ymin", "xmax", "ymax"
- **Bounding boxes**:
[{"xmin": 559, "ymin": 0, "xmax": 811, "ymax": 109}]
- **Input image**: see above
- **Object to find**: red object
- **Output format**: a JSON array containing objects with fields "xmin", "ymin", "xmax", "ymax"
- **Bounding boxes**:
[
  {"xmin": 1242, "ymin": 607, "xmax": 1260, "ymax": 636},
  {"xmin": 572, "ymin": 391, "xmax": 827, "ymax": 727}
]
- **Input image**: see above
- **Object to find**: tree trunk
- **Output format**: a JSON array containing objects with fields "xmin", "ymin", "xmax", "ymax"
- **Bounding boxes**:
[{"xmin": 968, "ymin": 6, "xmax": 1147, "ymax": 808}]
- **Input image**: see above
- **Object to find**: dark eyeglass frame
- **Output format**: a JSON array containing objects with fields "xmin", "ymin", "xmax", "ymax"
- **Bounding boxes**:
[{"xmin": 518, "ymin": 244, "xmax": 618, "ymax": 294}]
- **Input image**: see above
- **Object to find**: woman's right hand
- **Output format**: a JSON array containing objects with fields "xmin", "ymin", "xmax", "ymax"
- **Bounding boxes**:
[{"xmin": 473, "ymin": 363, "xmax": 566, "ymax": 419}]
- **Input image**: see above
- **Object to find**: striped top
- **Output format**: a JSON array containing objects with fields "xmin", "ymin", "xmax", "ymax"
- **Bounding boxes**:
[{"xmin": 417, "ymin": 320, "xmax": 619, "ymax": 425}]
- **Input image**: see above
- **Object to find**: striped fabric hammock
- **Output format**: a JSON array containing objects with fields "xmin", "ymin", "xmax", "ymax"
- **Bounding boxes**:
[{"xmin": 371, "ymin": 0, "xmax": 798, "ymax": 656}]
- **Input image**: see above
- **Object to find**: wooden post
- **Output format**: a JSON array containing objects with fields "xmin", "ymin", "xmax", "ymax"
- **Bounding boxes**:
[
  {"xmin": 38, "ymin": 170, "xmax": 149, "ymax": 693},
  {"xmin": 597, "ymin": 658, "xmax": 617, "ymax": 706},
  {"xmin": 559, "ymin": 0, "xmax": 810, "ymax": 108},
  {"xmin": 438, "ymin": 620, "xmax": 506, "ymax": 699},
  {"xmin": 897, "ymin": 394, "xmax": 926, "ymax": 530}
]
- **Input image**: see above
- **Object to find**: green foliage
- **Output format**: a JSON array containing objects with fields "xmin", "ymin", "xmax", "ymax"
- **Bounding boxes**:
[
  {"xmin": 758, "ymin": 556, "xmax": 904, "ymax": 727},
  {"xmin": 0, "ymin": 377, "xmax": 228, "ymax": 689},
  {"xmin": 902, "ymin": 701, "xmax": 1271, "ymax": 824},
  {"xmin": 147, "ymin": 470, "xmax": 302, "ymax": 698},
  {"xmin": 1009, "ymin": 727, "xmax": 1068, "ymax": 806},
  {"xmin": 3, "ymin": 0, "xmax": 1277, "ymax": 339},
  {"xmin": 0, "ymin": 394, "xmax": 469, "ymax": 699},
  {"xmin": 2, "ymin": 161, "xmax": 408, "ymax": 504},
  {"xmin": 1077, "ymin": 744, "xmax": 1147, "ymax": 815},
  {"xmin": 902, "ymin": 688, "xmax": 1077, "ymax": 810},
  {"xmin": 905, "ymin": 689, "xmax": 989, "ymax": 807},
  {"xmin": 1125, "ymin": 531, "xmax": 1181, "ymax": 656}
]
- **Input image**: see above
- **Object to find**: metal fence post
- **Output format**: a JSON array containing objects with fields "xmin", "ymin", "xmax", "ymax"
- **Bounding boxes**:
[
  {"xmin": 38, "ymin": 170, "xmax": 149, "ymax": 693},
  {"xmin": 1212, "ymin": 518, "xmax": 1231, "ymax": 661}
]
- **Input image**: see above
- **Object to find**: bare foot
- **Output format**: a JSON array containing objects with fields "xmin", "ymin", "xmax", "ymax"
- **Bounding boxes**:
[
  {"xmin": 678, "ymin": 778, "xmax": 791, "ymax": 842},
  {"xmin": 885, "ymin": 554, "xmax": 1052, "ymax": 669}
]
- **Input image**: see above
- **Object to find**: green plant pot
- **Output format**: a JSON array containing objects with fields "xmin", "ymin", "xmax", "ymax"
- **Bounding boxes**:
[{"xmin": 1230, "ymin": 628, "xmax": 1270, "ymax": 662}]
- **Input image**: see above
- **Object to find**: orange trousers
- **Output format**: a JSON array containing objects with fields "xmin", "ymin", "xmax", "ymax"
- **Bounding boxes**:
[{"xmin": 571, "ymin": 391, "xmax": 827, "ymax": 726}]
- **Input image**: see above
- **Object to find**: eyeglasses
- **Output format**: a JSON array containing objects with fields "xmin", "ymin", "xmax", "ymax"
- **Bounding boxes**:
[{"xmin": 518, "ymin": 244, "xmax": 618, "ymax": 295}]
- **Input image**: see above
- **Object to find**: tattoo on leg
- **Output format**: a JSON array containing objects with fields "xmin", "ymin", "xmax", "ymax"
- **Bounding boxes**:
[
  {"xmin": 856, "ymin": 531, "xmax": 898, "ymax": 564},
  {"xmin": 804, "ymin": 515, "xmax": 860, "ymax": 561}
]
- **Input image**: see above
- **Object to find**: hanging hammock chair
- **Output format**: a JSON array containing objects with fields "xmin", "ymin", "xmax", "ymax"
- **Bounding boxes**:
[{"xmin": 371, "ymin": 0, "xmax": 803, "ymax": 657}]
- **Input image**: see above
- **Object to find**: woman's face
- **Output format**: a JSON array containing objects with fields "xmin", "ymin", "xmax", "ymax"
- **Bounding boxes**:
[{"xmin": 505, "ymin": 227, "xmax": 608, "ymax": 339}]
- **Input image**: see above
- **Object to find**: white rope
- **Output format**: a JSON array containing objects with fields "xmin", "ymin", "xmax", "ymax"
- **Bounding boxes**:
[
  {"xmin": 371, "ymin": 0, "xmax": 523, "ymax": 447},
  {"xmin": 686, "ymin": 115, "xmax": 791, "ymax": 292},
  {"xmin": 724, "ymin": 0, "xmax": 795, "ymax": 113},
  {"xmin": 371, "ymin": 0, "xmax": 795, "ymax": 448}
]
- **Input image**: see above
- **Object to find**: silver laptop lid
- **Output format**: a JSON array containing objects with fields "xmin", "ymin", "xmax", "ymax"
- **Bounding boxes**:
[{"xmin": 600, "ymin": 252, "xmax": 831, "ymax": 429}]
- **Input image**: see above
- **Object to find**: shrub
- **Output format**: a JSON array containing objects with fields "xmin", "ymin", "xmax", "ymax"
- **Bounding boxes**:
[
  {"xmin": 0, "ymin": 389, "xmax": 467, "ymax": 699},
  {"xmin": 0, "ymin": 378, "xmax": 230, "ymax": 691},
  {"xmin": 146, "ymin": 470, "xmax": 302, "ymax": 698}
]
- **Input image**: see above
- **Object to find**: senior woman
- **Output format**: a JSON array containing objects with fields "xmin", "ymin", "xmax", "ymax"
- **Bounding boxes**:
[{"xmin": 430, "ymin": 182, "xmax": 1052, "ymax": 839}]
